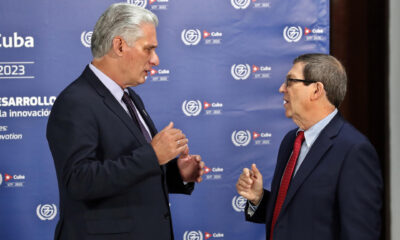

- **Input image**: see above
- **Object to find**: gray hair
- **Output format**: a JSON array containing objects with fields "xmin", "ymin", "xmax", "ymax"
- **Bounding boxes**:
[
  {"xmin": 294, "ymin": 53, "xmax": 347, "ymax": 107},
  {"xmin": 91, "ymin": 3, "xmax": 158, "ymax": 58}
]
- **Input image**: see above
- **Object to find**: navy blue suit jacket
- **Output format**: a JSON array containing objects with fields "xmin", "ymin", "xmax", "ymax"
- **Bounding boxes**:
[
  {"xmin": 47, "ymin": 66, "xmax": 193, "ymax": 240},
  {"xmin": 246, "ymin": 113, "xmax": 383, "ymax": 240}
]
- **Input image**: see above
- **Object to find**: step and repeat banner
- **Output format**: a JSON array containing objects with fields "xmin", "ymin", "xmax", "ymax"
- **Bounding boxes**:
[{"xmin": 0, "ymin": 0, "xmax": 329, "ymax": 239}]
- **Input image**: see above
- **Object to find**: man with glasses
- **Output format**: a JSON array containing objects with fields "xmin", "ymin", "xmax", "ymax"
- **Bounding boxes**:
[{"xmin": 236, "ymin": 53, "xmax": 382, "ymax": 240}]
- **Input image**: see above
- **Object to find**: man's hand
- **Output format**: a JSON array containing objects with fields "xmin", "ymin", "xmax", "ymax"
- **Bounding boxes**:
[
  {"xmin": 151, "ymin": 122, "xmax": 188, "ymax": 165},
  {"xmin": 236, "ymin": 164, "xmax": 264, "ymax": 205},
  {"xmin": 177, "ymin": 147, "xmax": 204, "ymax": 183}
]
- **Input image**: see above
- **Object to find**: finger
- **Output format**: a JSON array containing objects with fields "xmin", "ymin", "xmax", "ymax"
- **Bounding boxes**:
[
  {"xmin": 180, "ymin": 138, "xmax": 189, "ymax": 146},
  {"xmin": 199, "ymin": 161, "xmax": 205, "ymax": 168},
  {"xmin": 196, "ymin": 176, "xmax": 202, "ymax": 183},
  {"xmin": 176, "ymin": 144, "xmax": 189, "ymax": 155},
  {"xmin": 183, "ymin": 146, "xmax": 190, "ymax": 155},
  {"xmin": 161, "ymin": 122, "xmax": 174, "ymax": 131},
  {"xmin": 243, "ymin": 168, "xmax": 250, "ymax": 178},
  {"xmin": 237, "ymin": 178, "xmax": 252, "ymax": 188},
  {"xmin": 251, "ymin": 163, "xmax": 261, "ymax": 177},
  {"xmin": 172, "ymin": 131, "xmax": 186, "ymax": 140}
]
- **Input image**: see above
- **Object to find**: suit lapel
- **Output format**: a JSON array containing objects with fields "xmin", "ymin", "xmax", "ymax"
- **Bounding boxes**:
[
  {"xmin": 278, "ymin": 114, "xmax": 344, "ymax": 216},
  {"xmin": 82, "ymin": 66, "xmax": 146, "ymax": 144}
]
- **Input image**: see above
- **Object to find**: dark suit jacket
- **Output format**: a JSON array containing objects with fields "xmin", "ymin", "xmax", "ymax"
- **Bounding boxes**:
[
  {"xmin": 246, "ymin": 113, "xmax": 383, "ymax": 240},
  {"xmin": 47, "ymin": 66, "xmax": 193, "ymax": 240}
]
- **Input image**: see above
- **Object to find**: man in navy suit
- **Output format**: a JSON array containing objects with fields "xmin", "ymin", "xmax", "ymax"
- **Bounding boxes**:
[
  {"xmin": 47, "ymin": 3, "xmax": 204, "ymax": 240},
  {"xmin": 236, "ymin": 53, "xmax": 383, "ymax": 240}
]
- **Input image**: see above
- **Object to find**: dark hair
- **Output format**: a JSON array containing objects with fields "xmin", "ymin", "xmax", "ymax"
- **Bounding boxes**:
[{"xmin": 294, "ymin": 53, "xmax": 347, "ymax": 107}]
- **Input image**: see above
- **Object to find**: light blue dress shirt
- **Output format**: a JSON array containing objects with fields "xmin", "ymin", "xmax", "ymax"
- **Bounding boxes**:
[{"xmin": 294, "ymin": 108, "xmax": 338, "ymax": 175}]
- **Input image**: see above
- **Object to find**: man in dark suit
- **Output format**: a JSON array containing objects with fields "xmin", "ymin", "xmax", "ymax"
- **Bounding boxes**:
[
  {"xmin": 47, "ymin": 3, "xmax": 204, "ymax": 240},
  {"xmin": 236, "ymin": 53, "xmax": 383, "ymax": 240}
]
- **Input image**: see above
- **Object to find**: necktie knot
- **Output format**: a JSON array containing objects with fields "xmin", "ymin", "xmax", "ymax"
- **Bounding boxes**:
[{"xmin": 295, "ymin": 131, "xmax": 305, "ymax": 146}]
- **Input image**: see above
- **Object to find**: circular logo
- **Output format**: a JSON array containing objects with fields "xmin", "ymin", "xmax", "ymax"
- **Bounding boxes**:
[
  {"xmin": 127, "ymin": 0, "xmax": 147, "ymax": 8},
  {"xmin": 36, "ymin": 204, "xmax": 57, "ymax": 221},
  {"xmin": 232, "ymin": 195, "xmax": 247, "ymax": 212},
  {"xmin": 81, "ymin": 31, "xmax": 92, "ymax": 48},
  {"xmin": 231, "ymin": 64, "xmax": 251, "ymax": 80},
  {"xmin": 231, "ymin": 130, "xmax": 251, "ymax": 147},
  {"xmin": 183, "ymin": 231, "xmax": 203, "ymax": 240},
  {"xmin": 182, "ymin": 100, "xmax": 202, "ymax": 116},
  {"xmin": 181, "ymin": 29, "xmax": 202, "ymax": 46},
  {"xmin": 283, "ymin": 26, "xmax": 303, "ymax": 43},
  {"xmin": 231, "ymin": 0, "xmax": 251, "ymax": 9}
]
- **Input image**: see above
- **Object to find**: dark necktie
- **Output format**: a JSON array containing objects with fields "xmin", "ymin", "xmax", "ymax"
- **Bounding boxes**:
[
  {"xmin": 270, "ymin": 131, "xmax": 305, "ymax": 240},
  {"xmin": 121, "ymin": 92, "xmax": 152, "ymax": 143}
]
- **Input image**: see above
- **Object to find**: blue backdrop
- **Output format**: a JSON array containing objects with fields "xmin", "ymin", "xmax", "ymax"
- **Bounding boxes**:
[{"xmin": 0, "ymin": 0, "xmax": 329, "ymax": 239}]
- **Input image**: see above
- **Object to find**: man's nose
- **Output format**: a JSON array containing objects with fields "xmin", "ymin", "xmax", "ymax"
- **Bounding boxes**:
[
  {"xmin": 279, "ymin": 82, "xmax": 286, "ymax": 93},
  {"xmin": 150, "ymin": 51, "xmax": 159, "ymax": 66}
]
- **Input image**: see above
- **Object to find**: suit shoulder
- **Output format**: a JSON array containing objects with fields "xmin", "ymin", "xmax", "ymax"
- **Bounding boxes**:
[{"xmin": 338, "ymin": 121, "xmax": 372, "ymax": 146}]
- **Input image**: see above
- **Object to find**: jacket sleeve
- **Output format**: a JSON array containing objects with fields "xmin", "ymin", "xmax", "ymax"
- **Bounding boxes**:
[
  {"xmin": 244, "ymin": 189, "xmax": 270, "ymax": 223},
  {"xmin": 338, "ymin": 141, "xmax": 383, "ymax": 240},
  {"xmin": 165, "ymin": 159, "xmax": 194, "ymax": 194}
]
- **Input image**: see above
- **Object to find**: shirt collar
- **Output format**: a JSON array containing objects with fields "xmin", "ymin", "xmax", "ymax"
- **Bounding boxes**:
[
  {"xmin": 298, "ymin": 108, "xmax": 338, "ymax": 148},
  {"xmin": 89, "ymin": 63, "xmax": 125, "ymax": 101}
]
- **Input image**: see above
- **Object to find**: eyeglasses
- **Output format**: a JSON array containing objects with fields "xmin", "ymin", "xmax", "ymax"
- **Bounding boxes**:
[{"xmin": 285, "ymin": 77, "xmax": 317, "ymax": 87}]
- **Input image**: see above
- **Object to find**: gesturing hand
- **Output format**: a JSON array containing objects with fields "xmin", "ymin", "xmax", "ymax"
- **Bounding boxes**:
[
  {"xmin": 151, "ymin": 122, "xmax": 188, "ymax": 165},
  {"xmin": 236, "ymin": 164, "xmax": 264, "ymax": 205},
  {"xmin": 177, "ymin": 147, "xmax": 204, "ymax": 183}
]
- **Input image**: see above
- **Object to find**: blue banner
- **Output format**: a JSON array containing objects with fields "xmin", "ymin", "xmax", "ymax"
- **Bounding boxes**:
[{"xmin": 0, "ymin": 0, "xmax": 329, "ymax": 239}]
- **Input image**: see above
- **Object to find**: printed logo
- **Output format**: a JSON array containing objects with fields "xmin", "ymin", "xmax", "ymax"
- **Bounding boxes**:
[
  {"xmin": 181, "ymin": 29, "xmax": 202, "ymax": 46},
  {"xmin": 182, "ymin": 100, "xmax": 223, "ymax": 116},
  {"xmin": 1, "ymin": 173, "xmax": 26, "ymax": 187},
  {"xmin": 231, "ymin": 130, "xmax": 252, "ymax": 147},
  {"xmin": 303, "ymin": 26, "xmax": 326, "ymax": 41},
  {"xmin": 36, "ymin": 204, "xmax": 57, "ymax": 221},
  {"xmin": 182, "ymin": 100, "xmax": 202, "ymax": 116},
  {"xmin": 232, "ymin": 195, "xmax": 247, "ymax": 212},
  {"xmin": 232, "ymin": 130, "xmax": 272, "ymax": 146},
  {"xmin": 81, "ymin": 31, "xmax": 92, "ymax": 48},
  {"xmin": 283, "ymin": 26, "xmax": 303, "ymax": 43},
  {"xmin": 231, "ymin": 64, "xmax": 251, "ymax": 80},
  {"xmin": 149, "ymin": 67, "xmax": 170, "ymax": 82},
  {"xmin": 5, "ymin": 173, "xmax": 12, "ymax": 181},
  {"xmin": 231, "ymin": 0, "xmax": 251, "ymax": 9},
  {"xmin": 183, "ymin": 231, "xmax": 224, "ymax": 240},
  {"xmin": 182, "ymin": 29, "xmax": 222, "ymax": 45},
  {"xmin": 183, "ymin": 230, "xmax": 203, "ymax": 240},
  {"xmin": 148, "ymin": 0, "xmax": 169, "ymax": 10},
  {"xmin": 0, "ymin": 32, "xmax": 34, "ymax": 48},
  {"xmin": 203, "ymin": 166, "xmax": 224, "ymax": 181},
  {"xmin": 127, "ymin": 0, "xmax": 148, "ymax": 8},
  {"xmin": 232, "ymin": 64, "xmax": 271, "ymax": 80}
]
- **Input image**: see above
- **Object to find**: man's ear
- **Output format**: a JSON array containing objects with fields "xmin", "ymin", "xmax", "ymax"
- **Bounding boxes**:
[
  {"xmin": 111, "ymin": 36, "xmax": 124, "ymax": 56},
  {"xmin": 311, "ymin": 82, "xmax": 325, "ymax": 101}
]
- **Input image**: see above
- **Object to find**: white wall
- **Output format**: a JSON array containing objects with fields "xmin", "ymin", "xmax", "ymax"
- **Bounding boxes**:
[{"xmin": 390, "ymin": 0, "xmax": 400, "ymax": 239}]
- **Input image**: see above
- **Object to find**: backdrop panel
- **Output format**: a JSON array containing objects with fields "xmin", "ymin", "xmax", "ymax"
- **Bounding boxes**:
[{"xmin": 0, "ymin": 0, "xmax": 329, "ymax": 239}]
